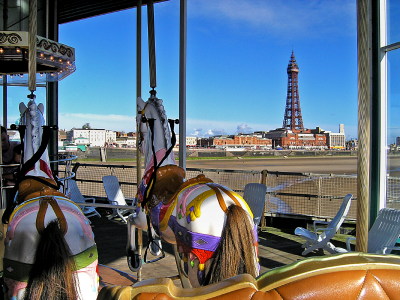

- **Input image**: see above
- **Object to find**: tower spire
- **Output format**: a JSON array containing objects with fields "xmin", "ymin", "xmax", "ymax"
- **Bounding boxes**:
[{"xmin": 283, "ymin": 51, "xmax": 304, "ymax": 131}]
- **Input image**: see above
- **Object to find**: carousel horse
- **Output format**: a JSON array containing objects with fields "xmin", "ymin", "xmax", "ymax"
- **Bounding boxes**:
[
  {"xmin": 2, "ymin": 99, "xmax": 98, "ymax": 300},
  {"xmin": 127, "ymin": 95, "xmax": 259, "ymax": 287}
]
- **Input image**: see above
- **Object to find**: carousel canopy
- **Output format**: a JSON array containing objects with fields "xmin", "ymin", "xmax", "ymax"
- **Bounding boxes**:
[
  {"xmin": 58, "ymin": 0, "xmax": 168, "ymax": 24},
  {"xmin": 0, "ymin": 0, "xmax": 167, "ymax": 85}
]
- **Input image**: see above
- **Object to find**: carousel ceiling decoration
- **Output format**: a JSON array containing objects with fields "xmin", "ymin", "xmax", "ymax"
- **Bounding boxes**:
[{"xmin": 0, "ymin": 31, "xmax": 75, "ymax": 85}]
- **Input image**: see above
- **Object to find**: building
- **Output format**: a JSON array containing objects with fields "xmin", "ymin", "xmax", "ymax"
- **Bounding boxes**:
[
  {"xmin": 326, "ymin": 124, "xmax": 346, "ymax": 149},
  {"xmin": 197, "ymin": 137, "xmax": 214, "ymax": 148},
  {"xmin": 67, "ymin": 128, "xmax": 116, "ymax": 147},
  {"xmin": 213, "ymin": 133, "xmax": 272, "ymax": 149},
  {"xmin": 58, "ymin": 129, "xmax": 67, "ymax": 141},
  {"xmin": 106, "ymin": 130, "xmax": 116, "ymax": 145},
  {"xmin": 265, "ymin": 128, "xmax": 327, "ymax": 150},
  {"xmin": 116, "ymin": 136, "xmax": 136, "ymax": 148},
  {"xmin": 346, "ymin": 139, "xmax": 358, "ymax": 150},
  {"xmin": 74, "ymin": 136, "xmax": 89, "ymax": 145},
  {"xmin": 175, "ymin": 135, "xmax": 197, "ymax": 147}
]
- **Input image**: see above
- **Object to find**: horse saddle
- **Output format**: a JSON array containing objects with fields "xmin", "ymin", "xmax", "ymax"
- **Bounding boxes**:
[
  {"xmin": 147, "ymin": 164, "xmax": 215, "ymax": 208},
  {"xmin": 148, "ymin": 165, "xmax": 186, "ymax": 208},
  {"xmin": 17, "ymin": 178, "xmax": 65, "ymax": 203}
]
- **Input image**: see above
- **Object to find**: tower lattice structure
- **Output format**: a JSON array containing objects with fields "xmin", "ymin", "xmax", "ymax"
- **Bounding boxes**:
[{"xmin": 283, "ymin": 51, "xmax": 304, "ymax": 131}]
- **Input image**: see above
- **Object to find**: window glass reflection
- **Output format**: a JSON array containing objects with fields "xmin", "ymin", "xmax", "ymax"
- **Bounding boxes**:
[
  {"xmin": 386, "ymin": 49, "xmax": 400, "ymax": 208},
  {"xmin": 387, "ymin": 0, "xmax": 400, "ymax": 45}
]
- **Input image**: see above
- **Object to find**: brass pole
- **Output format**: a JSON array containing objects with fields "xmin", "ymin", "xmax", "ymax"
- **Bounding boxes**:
[{"xmin": 356, "ymin": 0, "xmax": 370, "ymax": 253}]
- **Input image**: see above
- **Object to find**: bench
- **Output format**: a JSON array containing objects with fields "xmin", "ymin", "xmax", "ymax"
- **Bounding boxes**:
[{"xmin": 98, "ymin": 253, "xmax": 400, "ymax": 300}]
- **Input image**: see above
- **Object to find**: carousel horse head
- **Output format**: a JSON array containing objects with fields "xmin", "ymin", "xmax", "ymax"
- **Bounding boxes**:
[
  {"xmin": 15, "ymin": 99, "xmax": 62, "ymax": 203},
  {"xmin": 137, "ymin": 96, "xmax": 176, "ymax": 167},
  {"xmin": 136, "ymin": 96, "xmax": 185, "ymax": 207},
  {"xmin": 19, "ymin": 100, "xmax": 53, "ymax": 179}
]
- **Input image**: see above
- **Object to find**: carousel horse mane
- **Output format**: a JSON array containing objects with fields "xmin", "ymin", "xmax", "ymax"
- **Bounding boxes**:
[
  {"xmin": 28, "ymin": 100, "xmax": 42, "ymax": 156},
  {"xmin": 204, "ymin": 205, "xmax": 258, "ymax": 285},
  {"xmin": 23, "ymin": 220, "xmax": 79, "ymax": 300}
]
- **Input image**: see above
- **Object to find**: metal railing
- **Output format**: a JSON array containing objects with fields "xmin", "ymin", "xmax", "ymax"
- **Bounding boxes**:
[
  {"xmin": 70, "ymin": 163, "xmax": 358, "ymax": 220},
  {"xmin": 35, "ymin": 162, "xmax": 400, "ymax": 222},
  {"xmin": 264, "ymin": 171, "xmax": 358, "ymax": 220},
  {"xmin": 1, "ymin": 154, "xmax": 77, "ymax": 208}
]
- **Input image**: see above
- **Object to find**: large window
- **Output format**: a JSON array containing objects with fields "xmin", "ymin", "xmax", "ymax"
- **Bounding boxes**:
[{"xmin": 384, "ymin": 0, "xmax": 400, "ymax": 208}]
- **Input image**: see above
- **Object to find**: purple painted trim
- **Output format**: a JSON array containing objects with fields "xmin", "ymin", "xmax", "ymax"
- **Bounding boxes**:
[
  {"xmin": 253, "ymin": 225, "xmax": 258, "ymax": 243},
  {"xmin": 253, "ymin": 224, "xmax": 260, "ymax": 271},
  {"xmin": 168, "ymin": 216, "xmax": 221, "ymax": 252},
  {"xmin": 151, "ymin": 202, "xmax": 162, "ymax": 236}
]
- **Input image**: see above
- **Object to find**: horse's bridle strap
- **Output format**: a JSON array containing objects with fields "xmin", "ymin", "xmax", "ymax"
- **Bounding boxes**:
[
  {"xmin": 36, "ymin": 197, "xmax": 68, "ymax": 236},
  {"xmin": 137, "ymin": 103, "xmax": 149, "ymax": 148}
]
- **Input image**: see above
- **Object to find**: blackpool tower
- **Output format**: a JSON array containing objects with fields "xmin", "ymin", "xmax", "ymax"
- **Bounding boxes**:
[{"xmin": 283, "ymin": 51, "xmax": 304, "ymax": 131}]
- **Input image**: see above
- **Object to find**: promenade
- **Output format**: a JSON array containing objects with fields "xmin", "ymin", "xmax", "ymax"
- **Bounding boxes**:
[{"xmin": 98, "ymin": 156, "xmax": 359, "ymax": 175}]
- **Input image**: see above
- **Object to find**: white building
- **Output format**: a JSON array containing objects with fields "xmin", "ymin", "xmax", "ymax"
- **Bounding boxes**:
[
  {"xmin": 116, "ymin": 136, "xmax": 136, "ymax": 148},
  {"xmin": 175, "ymin": 135, "xmax": 197, "ymax": 147},
  {"xmin": 67, "ymin": 128, "xmax": 116, "ymax": 147},
  {"xmin": 106, "ymin": 130, "xmax": 117, "ymax": 144},
  {"xmin": 327, "ymin": 124, "xmax": 346, "ymax": 149}
]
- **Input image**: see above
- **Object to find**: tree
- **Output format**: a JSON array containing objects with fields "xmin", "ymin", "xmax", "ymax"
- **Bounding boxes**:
[{"xmin": 82, "ymin": 123, "xmax": 91, "ymax": 129}]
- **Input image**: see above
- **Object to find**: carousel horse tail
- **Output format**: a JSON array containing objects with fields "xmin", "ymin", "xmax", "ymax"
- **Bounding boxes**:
[
  {"xmin": 204, "ymin": 205, "xmax": 257, "ymax": 285},
  {"xmin": 23, "ymin": 220, "xmax": 78, "ymax": 300}
]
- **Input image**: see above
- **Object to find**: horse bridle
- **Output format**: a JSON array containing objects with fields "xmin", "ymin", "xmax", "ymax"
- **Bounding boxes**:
[
  {"xmin": 139, "ymin": 115, "xmax": 179, "ymax": 208},
  {"xmin": 137, "ymin": 103, "xmax": 150, "ymax": 151},
  {"xmin": 137, "ymin": 102, "xmax": 179, "ymax": 263},
  {"xmin": 2, "ymin": 124, "xmax": 60, "ymax": 224}
]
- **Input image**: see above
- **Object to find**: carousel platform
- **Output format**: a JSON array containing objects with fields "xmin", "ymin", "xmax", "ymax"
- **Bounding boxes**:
[{"xmin": 93, "ymin": 212, "xmax": 348, "ymax": 290}]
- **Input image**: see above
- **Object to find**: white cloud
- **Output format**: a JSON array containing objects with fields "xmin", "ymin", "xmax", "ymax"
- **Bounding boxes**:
[
  {"xmin": 236, "ymin": 123, "xmax": 252, "ymax": 134},
  {"xmin": 13, "ymin": 111, "xmax": 357, "ymax": 141},
  {"xmin": 185, "ymin": 118, "xmax": 279, "ymax": 138},
  {"xmin": 190, "ymin": 0, "xmax": 356, "ymax": 39}
]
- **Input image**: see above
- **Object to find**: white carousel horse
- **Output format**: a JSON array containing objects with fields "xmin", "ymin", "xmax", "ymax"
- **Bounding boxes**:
[
  {"xmin": 127, "ymin": 95, "xmax": 259, "ymax": 287},
  {"xmin": 2, "ymin": 99, "xmax": 98, "ymax": 300}
]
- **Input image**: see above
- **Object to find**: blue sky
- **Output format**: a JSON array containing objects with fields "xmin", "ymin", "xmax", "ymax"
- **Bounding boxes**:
[{"xmin": 4, "ymin": 0, "xmax": 359, "ymax": 140}]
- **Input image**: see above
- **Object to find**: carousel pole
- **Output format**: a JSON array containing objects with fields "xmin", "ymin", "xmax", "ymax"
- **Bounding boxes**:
[
  {"xmin": 178, "ymin": 0, "xmax": 187, "ymax": 171},
  {"xmin": 2, "ymin": 0, "xmax": 8, "ymax": 128},
  {"xmin": 136, "ymin": 0, "xmax": 143, "ymax": 282},
  {"xmin": 147, "ymin": 0, "xmax": 156, "ymax": 91},
  {"xmin": 1, "ymin": 0, "xmax": 8, "ymax": 205},
  {"xmin": 174, "ymin": 0, "xmax": 191, "ymax": 288},
  {"xmin": 356, "ymin": 0, "xmax": 370, "ymax": 253},
  {"xmin": 28, "ymin": 0, "xmax": 37, "ymax": 98}
]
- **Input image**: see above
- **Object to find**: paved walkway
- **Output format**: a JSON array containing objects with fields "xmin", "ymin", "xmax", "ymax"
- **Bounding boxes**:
[{"xmin": 92, "ymin": 213, "xmax": 348, "ymax": 289}]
